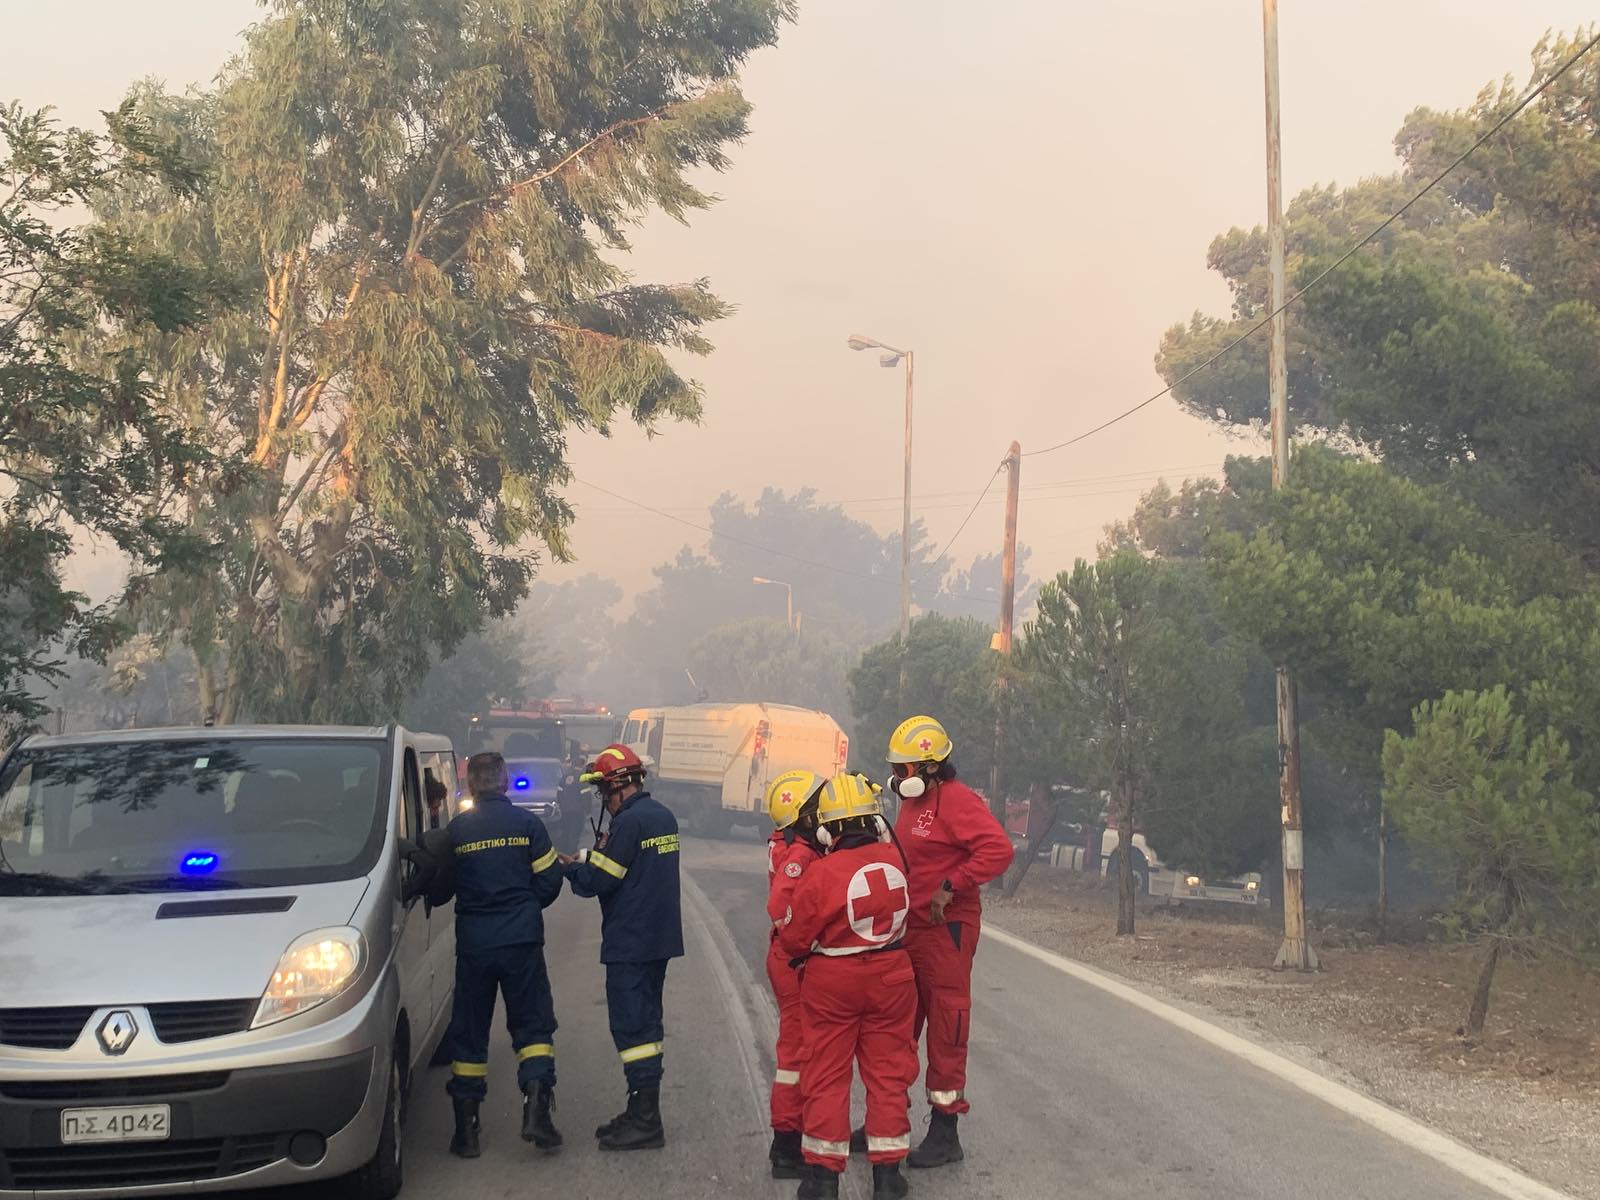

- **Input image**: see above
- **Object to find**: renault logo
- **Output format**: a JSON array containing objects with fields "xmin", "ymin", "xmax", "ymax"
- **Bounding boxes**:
[{"xmin": 96, "ymin": 1010, "xmax": 139, "ymax": 1056}]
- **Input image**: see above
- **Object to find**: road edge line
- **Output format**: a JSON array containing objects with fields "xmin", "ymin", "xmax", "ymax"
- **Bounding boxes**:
[{"xmin": 983, "ymin": 923, "xmax": 1574, "ymax": 1200}]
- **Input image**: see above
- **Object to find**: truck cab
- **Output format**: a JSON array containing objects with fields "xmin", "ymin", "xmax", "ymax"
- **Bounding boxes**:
[{"xmin": 464, "ymin": 709, "xmax": 565, "ymax": 824}]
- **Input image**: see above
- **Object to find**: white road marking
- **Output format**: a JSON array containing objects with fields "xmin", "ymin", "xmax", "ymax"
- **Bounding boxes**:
[{"xmin": 983, "ymin": 923, "xmax": 1575, "ymax": 1200}]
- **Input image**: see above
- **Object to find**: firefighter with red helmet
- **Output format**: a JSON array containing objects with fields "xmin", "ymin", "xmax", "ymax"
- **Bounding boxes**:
[
  {"xmin": 883, "ymin": 715, "xmax": 1014, "ymax": 1168},
  {"xmin": 763, "ymin": 768, "xmax": 826, "ymax": 1179},
  {"xmin": 562, "ymin": 743, "xmax": 683, "ymax": 1151},
  {"xmin": 778, "ymin": 773, "xmax": 917, "ymax": 1200}
]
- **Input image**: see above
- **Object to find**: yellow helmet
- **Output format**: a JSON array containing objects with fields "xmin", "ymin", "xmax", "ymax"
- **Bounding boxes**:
[
  {"xmin": 766, "ymin": 769, "xmax": 824, "ymax": 830},
  {"xmin": 816, "ymin": 772, "xmax": 884, "ymax": 824},
  {"xmin": 886, "ymin": 715, "xmax": 953, "ymax": 764}
]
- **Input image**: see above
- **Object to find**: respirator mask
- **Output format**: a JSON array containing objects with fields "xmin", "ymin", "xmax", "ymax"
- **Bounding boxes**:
[{"xmin": 889, "ymin": 765, "xmax": 928, "ymax": 799}]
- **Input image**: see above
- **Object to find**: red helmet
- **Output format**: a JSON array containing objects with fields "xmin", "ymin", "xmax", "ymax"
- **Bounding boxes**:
[{"xmin": 581, "ymin": 743, "xmax": 646, "ymax": 788}]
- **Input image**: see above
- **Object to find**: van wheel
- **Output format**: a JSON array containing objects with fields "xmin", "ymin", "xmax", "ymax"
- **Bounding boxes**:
[{"xmin": 352, "ymin": 1049, "xmax": 404, "ymax": 1200}]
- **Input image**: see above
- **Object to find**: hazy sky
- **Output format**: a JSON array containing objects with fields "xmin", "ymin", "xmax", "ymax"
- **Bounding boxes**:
[{"xmin": 9, "ymin": 1, "xmax": 1595, "ymax": 611}]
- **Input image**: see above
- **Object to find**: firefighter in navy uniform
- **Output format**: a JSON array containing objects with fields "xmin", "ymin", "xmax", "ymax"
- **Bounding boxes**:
[
  {"xmin": 444, "ymin": 751, "xmax": 567, "ymax": 1158},
  {"xmin": 562, "ymin": 743, "xmax": 684, "ymax": 1151}
]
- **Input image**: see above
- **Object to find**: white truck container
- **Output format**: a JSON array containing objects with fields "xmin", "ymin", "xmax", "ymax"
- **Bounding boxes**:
[{"xmin": 620, "ymin": 703, "xmax": 849, "ymax": 834}]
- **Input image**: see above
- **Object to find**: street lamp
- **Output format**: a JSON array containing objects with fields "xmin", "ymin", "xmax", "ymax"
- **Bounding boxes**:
[
  {"xmin": 847, "ymin": 332, "xmax": 913, "ymax": 643},
  {"xmin": 752, "ymin": 576, "xmax": 794, "ymax": 630}
]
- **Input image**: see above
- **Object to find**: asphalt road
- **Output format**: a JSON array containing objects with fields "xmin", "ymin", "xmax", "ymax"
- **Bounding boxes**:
[{"xmin": 268, "ymin": 831, "xmax": 1535, "ymax": 1200}]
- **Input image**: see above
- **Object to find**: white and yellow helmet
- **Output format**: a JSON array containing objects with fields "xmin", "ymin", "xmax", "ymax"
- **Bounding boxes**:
[
  {"xmin": 886, "ymin": 715, "xmax": 953, "ymax": 765},
  {"xmin": 766, "ymin": 769, "xmax": 824, "ymax": 830}
]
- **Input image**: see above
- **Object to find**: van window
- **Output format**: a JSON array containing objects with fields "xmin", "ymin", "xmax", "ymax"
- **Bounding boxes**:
[
  {"xmin": 400, "ymin": 749, "xmax": 424, "ymax": 841},
  {"xmin": 421, "ymin": 751, "xmax": 457, "ymax": 828},
  {"xmin": 0, "ymin": 737, "xmax": 387, "ymax": 893}
]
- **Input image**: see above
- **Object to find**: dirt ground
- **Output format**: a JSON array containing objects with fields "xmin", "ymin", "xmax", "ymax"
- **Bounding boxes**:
[{"xmin": 993, "ymin": 867, "xmax": 1600, "ymax": 1199}]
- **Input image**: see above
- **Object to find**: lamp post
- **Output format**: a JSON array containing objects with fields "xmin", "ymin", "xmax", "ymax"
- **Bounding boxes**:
[
  {"xmin": 847, "ymin": 333, "xmax": 913, "ymax": 644},
  {"xmin": 752, "ymin": 576, "xmax": 794, "ymax": 630}
]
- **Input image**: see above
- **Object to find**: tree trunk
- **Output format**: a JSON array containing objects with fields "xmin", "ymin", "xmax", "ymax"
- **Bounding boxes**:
[
  {"xmin": 196, "ymin": 660, "xmax": 218, "ymax": 725},
  {"xmin": 1116, "ymin": 778, "xmax": 1136, "ymax": 937},
  {"xmin": 1466, "ymin": 937, "xmax": 1502, "ymax": 1037},
  {"xmin": 1003, "ymin": 786, "xmax": 1058, "ymax": 899},
  {"xmin": 1376, "ymin": 802, "xmax": 1389, "ymax": 942}
]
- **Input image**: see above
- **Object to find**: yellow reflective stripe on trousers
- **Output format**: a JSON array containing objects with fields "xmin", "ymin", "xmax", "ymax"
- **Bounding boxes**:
[
  {"xmin": 867, "ymin": 1133, "xmax": 911, "ymax": 1153},
  {"xmin": 451, "ymin": 1061, "xmax": 488, "ymax": 1077},
  {"xmin": 802, "ymin": 1134, "xmax": 850, "ymax": 1158},
  {"xmin": 531, "ymin": 847, "xmax": 559, "ymax": 873},
  {"xmin": 618, "ymin": 1041, "xmax": 663, "ymax": 1063},
  {"xmin": 926, "ymin": 1088, "xmax": 963, "ymax": 1106},
  {"xmin": 774, "ymin": 1068, "xmax": 800, "ymax": 1086},
  {"xmin": 589, "ymin": 851, "xmax": 628, "ymax": 879},
  {"xmin": 517, "ymin": 1043, "xmax": 554, "ymax": 1061}
]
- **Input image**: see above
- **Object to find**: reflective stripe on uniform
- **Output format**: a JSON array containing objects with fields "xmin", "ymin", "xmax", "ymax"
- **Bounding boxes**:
[
  {"xmin": 926, "ymin": 1088, "xmax": 963, "ymax": 1107},
  {"xmin": 867, "ymin": 1133, "xmax": 911, "ymax": 1153},
  {"xmin": 589, "ymin": 851, "xmax": 628, "ymax": 879},
  {"xmin": 774, "ymin": 1068, "xmax": 800, "ymax": 1086},
  {"xmin": 802, "ymin": 1134, "xmax": 850, "ymax": 1158},
  {"xmin": 516, "ymin": 1043, "xmax": 554, "ymax": 1061},
  {"xmin": 451, "ymin": 1061, "xmax": 489, "ymax": 1077},
  {"xmin": 811, "ymin": 944, "xmax": 878, "ymax": 957},
  {"xmin": 531, "ymin": 847, "xmax": 559, "ymax": 873},
  {"xmin": 618, "ymin": 1041, "xmax": 664, "ymax": 1063}
]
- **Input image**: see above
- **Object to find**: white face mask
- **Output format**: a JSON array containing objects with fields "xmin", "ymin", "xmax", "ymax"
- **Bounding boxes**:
[{"xmin": 894, "ymin": 774, "xmax": 926, "ymax": 799}]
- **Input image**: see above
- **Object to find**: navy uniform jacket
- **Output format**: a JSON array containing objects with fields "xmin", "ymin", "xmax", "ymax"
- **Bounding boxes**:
[
  {"xmin": 448, "ymin": 794, "xmax": 564, "ymax": 953},
  {"xmin": 565, "ymin": 790, "xmax": 684, "ymax": 964}
]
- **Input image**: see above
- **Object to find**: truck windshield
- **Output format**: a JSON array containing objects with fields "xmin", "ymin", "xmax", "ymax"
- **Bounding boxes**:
[
  {"xmin": 0, "ymin": 737, "xmax": 386, "ymax": 893},
  {"xmin": 470, "ymin": 723, "xmax": 563, "ymax": 760}
]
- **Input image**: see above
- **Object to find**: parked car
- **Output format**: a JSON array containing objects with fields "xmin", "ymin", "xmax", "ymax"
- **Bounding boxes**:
[{"xmin": 0, "ymin": 723, "xmax": 462, "ymax": 1199}]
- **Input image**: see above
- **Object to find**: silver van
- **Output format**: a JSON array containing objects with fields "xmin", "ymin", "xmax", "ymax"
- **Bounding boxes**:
[{"xmin": 0, "ymin": 725, "xmax": 462, "ymax": 1199}]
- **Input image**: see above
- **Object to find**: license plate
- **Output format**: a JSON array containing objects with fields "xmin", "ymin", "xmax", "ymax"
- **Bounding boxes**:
[{"xmin": 60, "ymin": 1104, "xmax": 171, "ymax": 1144}]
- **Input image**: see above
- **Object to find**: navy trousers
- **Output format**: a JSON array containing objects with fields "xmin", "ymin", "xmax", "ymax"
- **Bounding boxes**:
[
  {"xmin": 606, "ymin": 959, "xmax": 669, "ymax": 1089},
  {"xmin": 446, "ymin": 944, "xmax": 557, "ymax": 1100}
]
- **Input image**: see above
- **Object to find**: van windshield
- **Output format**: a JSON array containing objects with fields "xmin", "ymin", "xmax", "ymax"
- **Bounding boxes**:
[{"xmin": 0, "ymin": 737, "xmax": 387, "ymax": 893}]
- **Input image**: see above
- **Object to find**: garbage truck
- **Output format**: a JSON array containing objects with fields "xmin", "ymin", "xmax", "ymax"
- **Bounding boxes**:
[{"xmin": 619, "ymin": 702, "xmax": 849, "ymax": 835}]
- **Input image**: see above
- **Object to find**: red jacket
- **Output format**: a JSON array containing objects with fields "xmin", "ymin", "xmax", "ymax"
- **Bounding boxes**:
[
  {"xmin": 894, "ymin": 778, "xmax": 1014, "ymax": 927},
  {"xmin": 779, "ymin": 841, "xmax": 911, "ymax": 960},
  {"xmin": 766, "ymin": 831, "xmax": 819, "ymax": 926}
]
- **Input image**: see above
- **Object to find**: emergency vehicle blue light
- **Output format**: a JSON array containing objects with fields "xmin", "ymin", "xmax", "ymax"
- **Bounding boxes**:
[
  {"xmin": 514, "ymin": 776, "xmax": 531, "ymax": 790},
  {"xmin": 180, "ymin": 852, "xmax": 219, "ymax": 876}
]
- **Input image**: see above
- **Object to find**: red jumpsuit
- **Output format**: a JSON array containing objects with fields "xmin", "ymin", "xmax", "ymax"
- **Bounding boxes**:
[
  {"xmin": 766, "ymin": 830, "xmax": 817, "ymax": 1133},
  {"xmin": 779, "ymin": 839, "xmax": 918, "ymax": 1172},
  {"xmin": 895, "ymin": 778, "xmax": 1014, "ymax": 1115}
]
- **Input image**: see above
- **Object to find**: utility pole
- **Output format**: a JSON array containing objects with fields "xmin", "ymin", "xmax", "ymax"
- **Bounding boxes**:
[
  {"xmin": 988, "ymin": 442, "xmax": 1022, "ymax": 835},
  {"xmin": 1264, "ymin": 0, "xmax": 1318, "ymax": 972},
  {"xmin": 900, "ymin": 349, "xmax": 915, "ymax": 646}
]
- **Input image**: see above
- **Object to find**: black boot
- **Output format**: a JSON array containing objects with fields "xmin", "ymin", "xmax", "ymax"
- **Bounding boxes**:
[
  {"xmin": 521, "ymin": 1081, "xmax": 562, "ymax": 1150},
  {"xmin": 597, "ymin": 1087, "xmax": 665, "ymax": 1151},
  {"xmin": 850, "ymin": 1126, "xmax": 867, "ymax": 1153},
  {"xmin": 448, "ymin": 1097, "xmax": 481, "ymax": 1159},
  {"xmin": 906, "ymin": 1110, "xmax": 962, "ymax": 1169},
  {"xmin": 796, "ymin": 1162, "xmax": 841, "ymax": 1199},
  {"xmin": 770, "ymin": 1129, "xmax": 805, "ymax": 1179},
  {"xmin": 872, "ymin": 1161, "xmax": 911, "ymax": 1198}
]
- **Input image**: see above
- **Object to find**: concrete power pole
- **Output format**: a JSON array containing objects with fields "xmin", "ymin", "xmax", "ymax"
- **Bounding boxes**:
[
  {"xmin": 1264, "ymin": 0, "xmax": 1318, "ymax": 972},
  {"xmin": 987, "ymin": 442, "xmax": 1022, "ymax": 833}
]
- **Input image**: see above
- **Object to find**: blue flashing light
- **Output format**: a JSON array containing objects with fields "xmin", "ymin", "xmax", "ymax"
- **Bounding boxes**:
[
  {"xmin": 180, "ymin": 852, "xmax": 219, "ymax": 876},
  {"xmin": 513, "ymin": 777, "xmax": 531, "ymax": 791}
]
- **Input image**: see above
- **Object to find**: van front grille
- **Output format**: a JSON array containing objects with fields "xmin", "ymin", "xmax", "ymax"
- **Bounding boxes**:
[
  {"xmin": 147, "ymin": 999, "xmax": 257, "ymax": 1043},
  {"xmin": 3, "ymin": 1134, "xmax": 282, "ymax": 1190},
  {"xmin": 0, "ymin": 1072, "xmax": 230, "ymax": 1101},
  {"xmin": 0, "ymin": 1008, "xmax": 94, "ymax": 1051}
]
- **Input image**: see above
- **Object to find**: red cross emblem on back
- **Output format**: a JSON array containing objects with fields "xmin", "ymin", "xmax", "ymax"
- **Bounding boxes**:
[{"xmin": 846, "ymin": 862, "xmax": 910, "ymax": 943}]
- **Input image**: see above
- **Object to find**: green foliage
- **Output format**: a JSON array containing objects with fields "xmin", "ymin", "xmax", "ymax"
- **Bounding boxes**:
[
  {"xmin": 401, "ymin": 620, "xmax": 552, "ymax": 748},
  {"xmin": 686, "ymin": 617, "xmax": 854, "ymax": 719},
  {"xmin": 0, "ymin": 100, "xmax": 217, "ymax": 736},
  {"xmin": 1383, "ymin": 686, "xmax": 1600, "ymax": 950},
  {"xmin": 848, "ymin": 614, "xmax": 1000, "ymax": 784},
  {"xmin": 1157, "ymin": 27, "xmax": 1600, "ymax": 567},
  {"xmin": 89, "ymin": 0, "xmax": 795, "ymax": 723}
]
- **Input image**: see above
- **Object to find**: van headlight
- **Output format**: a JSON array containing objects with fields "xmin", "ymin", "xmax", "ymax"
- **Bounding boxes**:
[
  {"xmin": 252, "ymin": 928, "xmax": 365, "ymax": 1028},
  {"xmin": 1185, "ymin": 875, "xmax": 1202, "ymax": 888}
]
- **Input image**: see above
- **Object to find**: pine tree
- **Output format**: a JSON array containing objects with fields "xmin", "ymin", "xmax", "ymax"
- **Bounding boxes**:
[{"xmin": 96, "ymin": 0, "xmax": 794, "ymax": 722}]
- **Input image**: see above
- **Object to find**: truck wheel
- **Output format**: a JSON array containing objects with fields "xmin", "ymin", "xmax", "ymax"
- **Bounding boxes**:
[
  {"xmin": 697, "ymin": 807, "xmax": 732, "ymax": 839},
  {"xmin": 351, "ymin": 1047, "xmax": 404, "ymax": 1200}
]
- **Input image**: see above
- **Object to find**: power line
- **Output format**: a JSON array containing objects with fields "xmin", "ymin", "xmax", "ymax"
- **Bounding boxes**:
[
  {"xmin": 930, "ymin": 458, "xmax": 1006, "ymax": 564},
  {"xmin": 1022, "ymin": 28, "xmax": 1600, "ymax": 461}
]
